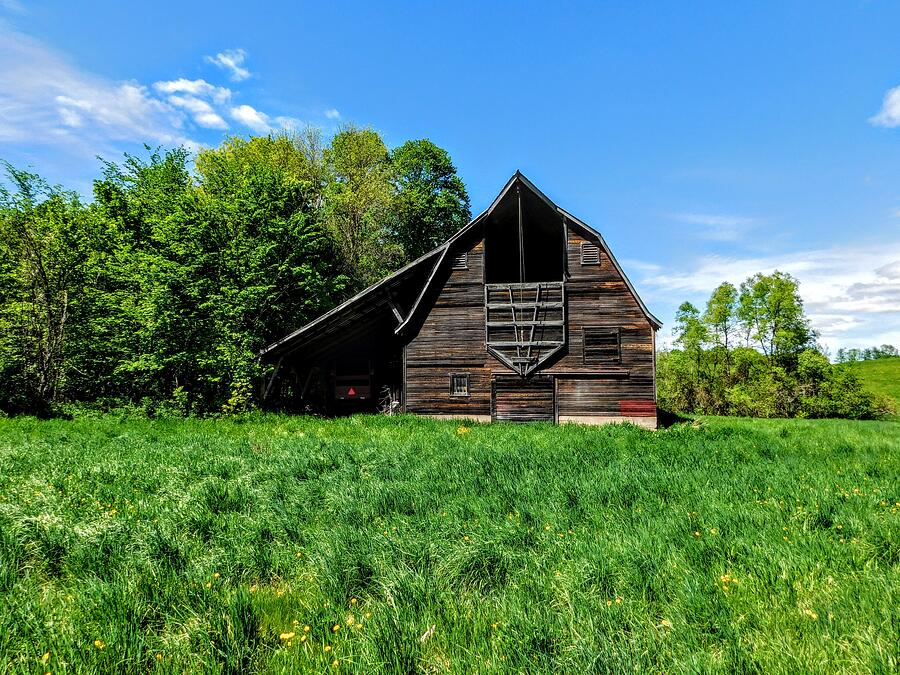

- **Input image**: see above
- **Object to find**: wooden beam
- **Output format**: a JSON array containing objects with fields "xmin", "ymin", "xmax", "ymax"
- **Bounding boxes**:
[
  {"xmin": 395, "ymin": 245, "xmax": 450, "ymax": 335},
  {"xmin": 384, "ymin": 289, "xmax": 403, "ymax": 324},
  {"xmin": 263, "ymin": 355, "xmax": 284, "ymax": 400}
]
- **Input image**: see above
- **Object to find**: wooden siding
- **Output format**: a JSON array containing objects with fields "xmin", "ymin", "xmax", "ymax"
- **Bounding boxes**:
[
  {"xmin": 492, "ymin": 375, "xmax": 555, "ymax": 422},
  {"xmin": 404, "ymin": 223, "xmax": 656, "ymax": 421}
]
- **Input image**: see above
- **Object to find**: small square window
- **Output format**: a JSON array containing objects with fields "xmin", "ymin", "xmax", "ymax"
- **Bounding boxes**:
[
  {"xmin": 449, "ymin": 373, "xmax": 469, "ymax": 396},
  {"xmin": 581, "ymin": 243, "xmax": 600, "ymax": 266},
  {"xmin": 583, "ymin": 327, "xmax": 620, "ymax": 364},
  {"xmin": 452, "ymin": 252, "xmax": 469, "ymax": 270}
]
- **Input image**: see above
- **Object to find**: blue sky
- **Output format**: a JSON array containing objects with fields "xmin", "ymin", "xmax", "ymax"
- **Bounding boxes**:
[{"xmin": 2, "ymin": 1, "xmax": 900, "ymax": 353}]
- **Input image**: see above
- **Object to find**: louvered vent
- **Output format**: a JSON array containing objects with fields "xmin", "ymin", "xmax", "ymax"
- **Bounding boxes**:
[
  {"xmin": 452, "ymin": 252, "xmax": 469, "ymax": 270},
  {"xmin": 583, "ymin": 327, "xmax": 620, "ymax": 364},
  {"xmin": 581, "ymin": 243, "xmax": 600, "ymax": 265}
]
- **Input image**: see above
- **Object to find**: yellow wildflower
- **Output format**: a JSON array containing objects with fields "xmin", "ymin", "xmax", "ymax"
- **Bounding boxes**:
[
  {"xmin": 803, "ymin": 608, "xmax": 818, "ymax": 621},
  {"xmin": 93, "ymin": 639, "xmax": 105, "ymax": 650},
  {"xmin": 300, "ymin": 635, "xmax": 307, "ymax": 643},
  {"xmin": 350, "ymin": 597, "xmax": 358, "ymax": 605},
  {"xmin": 156, "ymin": 653, "xmax": 163, "ymax": 661},
  {"xmin": 607, "ymin": 599, "xmax": 613, "ymax": 606},
  {"xmin": 333, "ymin": 624, "xmax": 340, "ymax": 632},
  {"xmin": 213, "ymin": 572, "xmax": 220, "ymax": 579},
  {"xmin": 457, "ymin": 426, "xmax": 470, "ymax": 435},
  {"xmin": 324, "ymin": 645, "xmax": 332, "ymax": 653},
  {"xmin": 332, "ymin": 660, "xmax": 340, "ymax": 668},
  {"xmin": 42, "ymin": 652, "xmax": 50, "ymax": 664},
  {"xmin": 280, "ymin": 632, "xmax": 296, "ymax": 641},
  {"xmin": 303, "ymin": 625, "xmax": 311, "ymax": 632}
]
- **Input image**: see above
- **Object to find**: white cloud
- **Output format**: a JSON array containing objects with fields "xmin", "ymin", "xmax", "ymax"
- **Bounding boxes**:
[
  {"xmin": 230, "ymin": 104, "xmax": 271, "ymax": 133},
  {"xmin": 672, "ymin": 212, "xmax": 759, "ymax": 242},
  {"xmin": 632, "ymin": 240, "xmax": 900, "ymax": 352},
  {"xmin": 875, "ymin": 260, "xmax": 900, "ymax": 279},
  {"xmin": 0, "ymin": 25, "xmax": 192, "ymax": 150},
  {"xmin": 324, "ymin": 108, "xmax": 341, "ymax": 120},
  {"xmin": 205, "ymin": 48, "xmax": 250, "ymax": 81},
  {"xmin": 167, "ymin": 95, "xmax": 228, "ymax": 129},
  {"xmin": 870, "ymin": 85, "xmax": 900, "ymax": 128},
  {"xmin": 153, "ymin": 78, "xmax": 231, "ymax": 104}
]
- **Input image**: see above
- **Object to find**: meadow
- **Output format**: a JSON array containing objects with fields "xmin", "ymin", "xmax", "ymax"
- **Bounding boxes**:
[
  {"xmin": 0, "ymin": 413, "xmax": 898, "ymax": 674},
  {"xmin": 842, "ymin": 358, "xmax": 900, "ymax": 421}
]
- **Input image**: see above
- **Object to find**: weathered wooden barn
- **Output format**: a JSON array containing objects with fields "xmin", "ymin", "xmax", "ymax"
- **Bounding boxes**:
[{"xmin": 260, "ymin": 172, "xmax": 662, "ymax": 427}]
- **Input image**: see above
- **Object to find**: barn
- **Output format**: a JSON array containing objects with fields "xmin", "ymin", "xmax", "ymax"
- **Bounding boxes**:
[{"xmin": 260, "ymin": 172, "xmax": 662, "ymax": 427}]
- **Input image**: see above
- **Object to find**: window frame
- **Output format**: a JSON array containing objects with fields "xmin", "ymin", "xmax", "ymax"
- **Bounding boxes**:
[
  {"xmin": 582, "ymin": 326, "xmax": 621, "ymax": 365},
  {"xmin": 449, "ymin": 372, "xmax": 470, "ymax": 397}
]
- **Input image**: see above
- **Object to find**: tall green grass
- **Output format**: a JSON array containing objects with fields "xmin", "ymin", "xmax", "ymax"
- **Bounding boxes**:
[
  {"xmin": 0, "ymin": 414, "xmax": 898, "ymax": 673},
  {"xmin": 842, "ymin": 358, "xmax": 900, "ymax": 421}
]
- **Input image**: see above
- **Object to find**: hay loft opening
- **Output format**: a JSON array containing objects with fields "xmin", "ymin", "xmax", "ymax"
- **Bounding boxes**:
[{"xmin": 484, "ymin": 182, "xmax": 566, "ymax": 283}]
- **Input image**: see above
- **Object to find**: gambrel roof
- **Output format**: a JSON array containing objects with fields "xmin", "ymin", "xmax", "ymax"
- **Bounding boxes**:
[{"xmin": 260, "ymin": 172, "xmax": 661, "ymax": 361}]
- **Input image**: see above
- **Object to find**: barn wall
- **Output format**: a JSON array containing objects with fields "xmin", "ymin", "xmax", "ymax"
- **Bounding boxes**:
[
  {"xmin": 549, "ymin": 226, "xmax": 656, "ymax": 424},
  {"xmin": 403, "ymin": 222, "xmax": 657, "ymax": 426},
  {"xmin": 404, "ymin": 237, "xmax": 493, "ymax": 418}
]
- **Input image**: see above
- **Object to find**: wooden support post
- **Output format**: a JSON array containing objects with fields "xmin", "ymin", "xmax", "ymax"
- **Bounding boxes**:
[{"xmin": 263, "ymin": 356, "xmax": 284, "ymax": 400}]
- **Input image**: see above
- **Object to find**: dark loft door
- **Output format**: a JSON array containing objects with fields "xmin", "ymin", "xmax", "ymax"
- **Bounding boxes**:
[{"xmin": 491, "ymin": 375, "xmax": 555, "ymax": 422}]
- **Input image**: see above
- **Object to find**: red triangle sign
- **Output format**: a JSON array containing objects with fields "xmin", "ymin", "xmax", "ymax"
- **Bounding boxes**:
[{"xmin": 347, "ymin": 387, "xmax": 356, "ymax": 397}]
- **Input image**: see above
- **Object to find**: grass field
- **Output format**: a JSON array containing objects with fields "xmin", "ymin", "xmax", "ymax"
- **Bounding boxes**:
[
  {"xmin": 0, "ymin": 414, "xmax": 898, "ymax": 674},
  {"xmin": 842, "ymin": 358, "xmax": 900, "ymax": 421}
]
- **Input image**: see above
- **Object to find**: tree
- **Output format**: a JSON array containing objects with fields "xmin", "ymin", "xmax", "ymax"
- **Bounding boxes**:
[
  {"xmin": 674, "ymin": 301, "xmax": 708, "ymax": 390},
  {"xmin": 704, "ymin": 282, "xmax": 738, "ymax": 351},
  {"xmin": 737, "ymin": 271, "xmax": 814, "ymax": 362},
  {"xmin": 195, "ymin": 134, "xmax": 347, "ymax": 409},
  {"xmin": 0, "ymin": 164, "xmax": 94, "ymax": 411},
  {"xmin": 324, "ymin": 126, "xmax": 400, "ymax": 288},
  {"xmin": 389, "ymin": 139, "xmax": 471, "ymax": 261}
]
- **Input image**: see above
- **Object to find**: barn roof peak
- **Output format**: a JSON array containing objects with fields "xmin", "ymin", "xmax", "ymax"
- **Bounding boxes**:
[{"xmin": 260, "ymin": 172, "xmax": 661, "ymax": 359}]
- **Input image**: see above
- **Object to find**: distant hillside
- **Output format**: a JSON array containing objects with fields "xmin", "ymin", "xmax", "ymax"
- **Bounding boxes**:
[{"xmin": 841, "ymin": 358, "xmax": 900, "ymax": 420}]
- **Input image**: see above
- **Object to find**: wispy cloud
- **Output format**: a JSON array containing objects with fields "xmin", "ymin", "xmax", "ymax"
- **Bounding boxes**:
[
  {"xmin": 0, "ymin": 26, "xmax": 191, "ymax": 150},
  {"xmin": 205, "ymin": 48, "xmax": 250, "ymax": 82},
  {"xmin": 0, "ymin": 25, "xmax": 340, "ymax": 163},
  {"xmin": 153, "ymin": 78, "xmax": 231, "ymax": 104},
  {"xmin": 672, "ymin": 212, "xmax": 759, "ymax": 242},
  {"xmin": 0, "ymin": 0, "xmax": 26, "ymax": 13},
  {"xmin": 153, "ymin": 79, "xmax": 232, "ymax": 130},
  {"xmin": 631, "ymin": 240, "xmax": 900, "ymax": 351},
  {"xmin": 869, "ymin": 85, "xmax": 900, "ymax": 128},
  {"xmin": 324, "ymin": 108, "xmax": 341, "ymax": 120}
]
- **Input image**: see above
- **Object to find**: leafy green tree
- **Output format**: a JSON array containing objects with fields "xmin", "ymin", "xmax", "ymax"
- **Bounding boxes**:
[
  {"xmin": 324, "ymin": 126, "xmax": 400, "ymax": 288},
  {"xmin": 0, "ymin": 165, "xmax": 95, "ymax": 411},
  {"xmin": 704, "ymin": 282, "xmax": 738, "ymax": 351},
  {"xmin": 195, "ymin": 134, "xmax": 347, "ymax": 409},
  {"xmin": 389, "ymin": 139, "xmax": 471, "ymax": 261},
  {"xmin": 738, "ymin": 271, "xmax": 815, "ymax": 362}
]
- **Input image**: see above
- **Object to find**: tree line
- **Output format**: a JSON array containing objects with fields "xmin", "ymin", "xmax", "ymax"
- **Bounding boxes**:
[
  {"xmin": 835, "ymin": 345, "xmax": 899, "ymax": 363},
  {"xmin": 657, "ymin": 272, "xmax": 894, "ymax": 419},
  {"xmin": 0, "ymin": 127, "xmax": 470, "ymax": 415}
]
